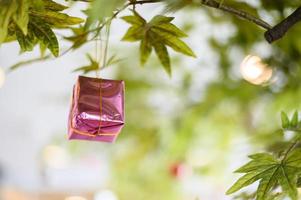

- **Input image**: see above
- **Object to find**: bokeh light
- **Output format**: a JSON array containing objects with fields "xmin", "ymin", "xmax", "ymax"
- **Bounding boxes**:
[
  {"xmin": 240, "ymin": 55, "xmax": 273, "ymax": 85},
  {"xmin": 42, "ymin": 145, "xmax": 69, "ymax": 169},
  {"xmin": 65, "ymin": 196, "xmax": 87, "ymax": 200},
  {"xmin": 0, "ymin": 67, "xmax": 5, "ymax": 88},
  {"xmin": 94, "ymin": 190, "xmax": 118, "ymax": 200}
]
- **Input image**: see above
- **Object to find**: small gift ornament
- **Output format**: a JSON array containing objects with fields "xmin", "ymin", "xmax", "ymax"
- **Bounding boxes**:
[{"xmin": 68, "ymin": 76, "xmax": 125, "ymax": 143}]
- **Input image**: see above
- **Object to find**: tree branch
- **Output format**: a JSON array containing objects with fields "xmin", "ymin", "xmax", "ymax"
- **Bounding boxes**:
[
  {"xmin": 129, "ymin": 0, "xmax": 161, "ymax": 5},
  {"xmin": 265, "ymin": 6, "xmax": 301, "ymax": 43},
  {"xmin": 200, "ymin": 0, "xmax": 272, "ymax": 30},
  {"xmin": 77, "ymin": 0, "xmax": 301, "ymax": 44}
]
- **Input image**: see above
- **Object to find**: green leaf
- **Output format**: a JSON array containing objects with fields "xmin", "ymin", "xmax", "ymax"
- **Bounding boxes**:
[
  {"xmin": 121, "ymin": 12, "xmax": 195, "ymax": 75},
  {"xmin": 284, "ymin": 149, "xmax": 301, "ymax": 168},
  {"xmin": 140, "ymin": 36, "xmax": 152, "ymax": 65},
  {"xmin": 278, "ymin": 166, "xmax": 298, "ymax": 200},
  {"xmin": 16, "ymin": 26, "xmax": 36, "ymax": 52},
  {"xmin": 235, "ymin": 153, "xmax": 277, "ymax": 173},
  {"xmin": 30, "ymin": 0, "xmax": 46, "ymax": 11},
  {"xmin": 13, "ymin": 0, "xmax": 29, "ymax": 35},
  {"xmin": 281, "ymin": 111, "xmax": 290, "ymax": 129},
  {"xmin": 121, "ymin": 25, "xmax": 143, "ymax": 41},
  {"xmin": 227, "ymin": 150, "xmax": 301, "ymax": 200},
  {"xmin": 4, "ymin": 22, "xmax": 17, "ymax": 43},
  {"xmin": 42, "ymin": 0, "xmax": 68, "ymax": 11},
  {"xmin": 29, "ymin": 17, "xmax": 59, "ymax": 57},
  {"xmin": 121, "ymin": 11, "xmax": 146, "ymax": 26},
  {"xmin": 153, "ymin": 23, "xmax": 188, "ymax": 38},
  {"xmin": 73, "ymin": 54, "xmax": 99, "ymax": 74},
  {"xmin": 149, "ymin": 15, "xmax": 174, "ymax": 25},
  {"xmin": 30, "ymin": 11, "xmax": 84, "ymax": 27},
  {"xmin": 0, "ymin": 0, "xmax": 18, "ymax": 44},
  {"xmin": 89, "ymin": 0, "xmax": 124, "ymax": 23},
  {"xmin": 152, "ymin": 41, "xmax": 171, "ymax": 75},
  {"xmin": 151, "ymin": 29, "xmax": 196, "ymax": 57},
  {"xmin": 290, "ymin": 111, "xmax": 299, "ymax": 128},
  {"xmin": 106, "ymin": 54, "xmax": 124, "ymax": 66},
  {"xmin": 64, "ymin": 26, "xmax": 88, "ymax": 50},
  {"xmin": 256, "ymin": 167, "xmax": 280, "ymax": 200},
  {"xmin": 39, "ymin": 41, "xmax": 47, "ymax": 57},
  {"xmin": 227, "ymin": 161, "xmax": 277, "ymax": 195}
]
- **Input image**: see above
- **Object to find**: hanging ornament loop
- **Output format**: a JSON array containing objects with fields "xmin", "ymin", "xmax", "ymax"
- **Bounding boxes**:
[
  {"xmin": 102, "ymin": 21, "xmax": 112, "ymax": 71},
  {"xmin": 94, "ymin": 21, "xmax": 112, "ymax": 78}
]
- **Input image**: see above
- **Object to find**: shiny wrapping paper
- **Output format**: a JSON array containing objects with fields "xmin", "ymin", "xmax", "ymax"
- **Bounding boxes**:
[{"xmin": 68, "ymin": 76, "xmax": 125, "ymax": 143}]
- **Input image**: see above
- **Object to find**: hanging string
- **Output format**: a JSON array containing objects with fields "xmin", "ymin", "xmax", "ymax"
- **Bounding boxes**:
[
  {"xmin": 97, "ymin": 21, "xmax": 111, "ymax": 135},
  {"xmin": 101, "ymin": 21, "xmax": 112, "ymax": 70},
  {"xmin": 94, "ymin": 19, "xmax": 112, "ymax": 77},
  {"xmin": 95, "ymin": 30, "xmax": 102, "ymax": 78}
]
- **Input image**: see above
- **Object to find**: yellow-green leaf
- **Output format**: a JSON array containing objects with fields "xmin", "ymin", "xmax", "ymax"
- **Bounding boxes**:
[
  {"xmin": 4, "ymin": 22, "xmax": 17, "ymax": 43},
  {"xmin": 256, "ymin": 167, "xmax": 280, "ymax": 200},
  {"xmin": 0, "ymin": 0, "xmax": 18, "ymax": 44},
  {"xmin": 278, "ymin": 166, "xmax": 298, "ymax": 200},
  {"xmin": 153, "ymin": 23, "xmax": 187, "ymax": 38},
  {"xmin": 42, "ymin": 0, "xmax": 68, "ymax": 11},
  {"xmin": 140, "ymin": 35, "xmax": 152, "ymax": 65},
  {"xmin": 39, "ymin": 41, "xmax": 47, "ymax": 57},
  {"xmin": 121, "ymin": 25, "xmax": 143, "ymax": 41},
  {"xmin": 16, "ymin": 26, "xmax": 36, "ymax": 52},
  {"xmin": 226, "ymin": 167, "xmax": 275, "ymax": 195},
  {"xmin": 64, "ymin": 26, "xmax": 88, "ymax": 50},
  {"xmin": 149, "ymin": 15, "xmax": 174, "ymax": 25},
  {"xmin": 13, "ymin": 0, "xmax": 29, "ymax": 35},
  {"xmin": 122, "ymin": 11, "xmax": 146, "ymax": 26},
  {"xmin": 281, "ymin": 111, "xmax": 290, "ymax": 129},
  {"xmin": 29, "ymin": 17, "xmax": 59, "ymax": 57},
  {"xmin": 30, "ymin": 11, "xmax": 84, "ymax": 27},
  {"xmin": 73, "ymin": 54, "xmax": 99, "ymax": 74},
  {"xmin": 121, "ymin": 12, "xmax": 195, "ymax": 75},
  {"xmin": 153, "ymin": 41, "xmax": 171, "ymax": 75},
  {"xmin": 291, "ymin": 111, "xmax": 299, "ymax": 128},
  {"xmin": 152, "ymin": 29, "xmax": 196, "ymax": 57},
  {"xmin": 106, "ymin": 54, "xmax": 124, "ymax": 67},
  {"xmin": 227, "ymin": 149, "xmax": 301, "ymax": 200},
  {"xmin": 89, "ymin": 0, "xmax": 124, "ymax": 23}
]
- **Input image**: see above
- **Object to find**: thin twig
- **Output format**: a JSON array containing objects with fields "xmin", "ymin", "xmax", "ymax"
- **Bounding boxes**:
[
  {"xmin": 73, "ymin": 0, "xmax": 271, "ymax": 41},
  {"xmin": 281, "ymin": 140, "xmax": 299, "ymax": 162},
  {"xmin": 69, "ymin": 0, "xmax": 301, "ymax": 50},
  {"xmin": 101, "ymin": 21, "xmax": 111, "ymax": 69},
  {"xmin": 200, "ymin": 0, "xmax": 272, "ymax": 30}
]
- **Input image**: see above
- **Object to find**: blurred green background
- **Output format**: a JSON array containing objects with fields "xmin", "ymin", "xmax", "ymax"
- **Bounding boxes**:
[{"xmin": 1, "ymin": 1, "xmax": 301, "ymax": 200}]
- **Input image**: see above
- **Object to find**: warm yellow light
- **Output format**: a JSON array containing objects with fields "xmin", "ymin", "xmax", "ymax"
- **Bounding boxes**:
[
  {"xmin": 42, "ymin": 145, "xmax": 69, "ymax": 169},
  {"xmin": 65, "ymin": 196, "xmax": 87, "ymax": 200},
  {"xmin": 0, "ymin": 67, "xmax": 5, "ymax": 88},
  {"xmin": 240, "ymin": 55, "xmax": 272, "ymax": 85}
]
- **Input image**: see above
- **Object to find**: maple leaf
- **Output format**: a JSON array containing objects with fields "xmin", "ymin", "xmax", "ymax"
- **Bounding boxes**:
[
  {"xmin": 227, "ymin": 149, "xmax": 301, "ymax": 200},
  {"xmin": 121, "ymin": 11, "xmax": 196, "ymax": 76},
  {"xmin": 73, "ymin": 54, "xmax": 99, "ymax": 74}
]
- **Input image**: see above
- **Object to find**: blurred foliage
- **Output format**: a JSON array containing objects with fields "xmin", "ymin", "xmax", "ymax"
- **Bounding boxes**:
[
  {"xmin": 227, "ymin": 112, "xmax": 301, "ymax": 200},
  {"xmin": 0, "ymin": 0, "xmax": 83, "ymax": 56}
]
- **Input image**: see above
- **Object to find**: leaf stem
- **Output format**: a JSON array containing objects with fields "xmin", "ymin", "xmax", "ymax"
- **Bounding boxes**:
[{"xmin": 282, "ymin": 140, "xmax": 299, "ymax": 162}]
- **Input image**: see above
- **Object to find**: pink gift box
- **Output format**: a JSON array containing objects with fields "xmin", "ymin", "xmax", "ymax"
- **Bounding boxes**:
[{"xmin": 68, "ymin": 76, "xmax": 125, "ymax": 143}]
